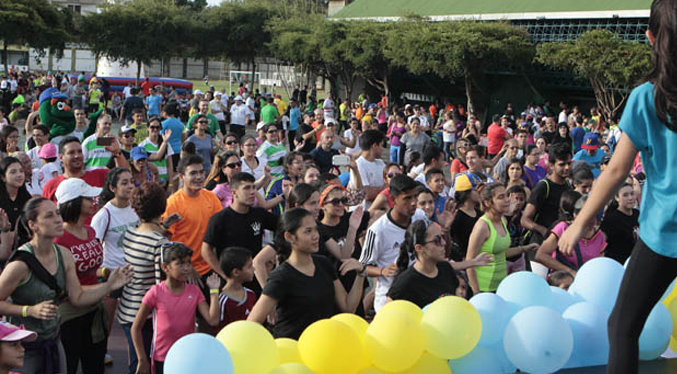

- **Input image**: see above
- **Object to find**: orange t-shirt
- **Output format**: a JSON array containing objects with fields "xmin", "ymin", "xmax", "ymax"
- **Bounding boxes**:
[
  {"xmin": 312, "ymin": 121, "xmax": 325, "ymax": 143},
  {"xmin": 355, "ymin": 106, "xmax": 364, "ymax": 121},
  {"xmin": 163, "ymin": 189, "xmax": 222, "ymax": 275}
]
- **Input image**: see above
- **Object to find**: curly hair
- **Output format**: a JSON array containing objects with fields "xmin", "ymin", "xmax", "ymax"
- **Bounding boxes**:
[{"xmin": 132, "ymin": 182, "xmax": 167, "ymax": 222}]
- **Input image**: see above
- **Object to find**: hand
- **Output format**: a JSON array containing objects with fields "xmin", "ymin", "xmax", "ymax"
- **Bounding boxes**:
[
  {"xmin": 0, "ymin": 208, "xmax": 9, "ymax": 231},
  {"xmin": 107, "ymin": 264, "xmax": 134, "ymax": 290},
  {"xmin": 187, "ymin": 268, "xmax": 205, "ymax": 288},
  {"xmin": 472, "ymin": 252, "xmax": 494, "ymax": 267},
  {"xmin": 205, "ymin": 273, "xmax": 221, "ymax": 290},
  {"xmin": 557, "ymin": 222, "xmax": 584, "ymax": 256},
  {"xmin": 294, "ymin": 139, "xmax": 305, "ymax": 152},
  {"xmin": 349, "ymin": 158, "xmax": 358, "ymax": 171},
  {"xmin": 136, "ymin": 359, "xmax": 150, "ymax": 374},
  {"xmin": 349, "ymin": 205, "xmax": 364, "ymax": 230},
  {"xmin": 437, "ymin": 199, "xmax": 458, "ymax": 229},
  {"xmin": 162, "ymin": 129, "xmax": 172, "ymax": 142},
  {"xmin": 28, "ymin": 300, "xmax": 57, "ymax": 320},
  {"xmin": 282, "ymin": 179, "xmax": 294, "ymax": 199},
  {"xmin": 267, "ymin": 309, "xmax": 278, "ymax": 325},
  {"xmin": 522, "ymin": 243, "xmax": 540, "ymax": 253},
  {"xmin": 264, "ymin": 164, "xmax": 271, "ymax": 178},
  {"xmin": 161, "ymin": 213, "xmax": 182, "ymax": 227},
  {"xmin": 339, "ymin": 258, "xmax": 364, "ymax": 276},
  {"xmin": 105, "ymin": 138, "xmax": 120, "ymax": 154},
  {"xmin": 381, "ymin": 263, "xmax": 398, "ymax": 277}
]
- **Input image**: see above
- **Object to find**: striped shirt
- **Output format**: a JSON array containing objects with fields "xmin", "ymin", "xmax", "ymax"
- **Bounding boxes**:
[
  {"xmin": 82, "ymin": 134, "xmax": 115, "ymax": 171},
  {"xmin": 116, "ymin": 228, "xmax": 166, "ymax": 325},
  {"xmin": 139, "ymin": 138, "xmax": 174, "ymax": 183},
  {"xmin": 256, "ymin": 141, "xmax": 287, "ymax": 176}
]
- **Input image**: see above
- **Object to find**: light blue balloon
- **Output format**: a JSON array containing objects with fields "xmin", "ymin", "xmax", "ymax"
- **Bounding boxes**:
[
  {"xmin": 165, "ymin": 333, "xmax": 234, "ymax": 374},
  {"xmin": 639, "ymin": 303, "xmax": 673, "ymax": 360},
  {"xmin": 562, "ymin": 302, "xmax": 610, "ymax": 368},
  {"xmin": 488, "ymin": 340, "xmax": 517, "ymax": 374},
  {"xmin": 469, "ymin": 293, "xmax": 511, "ymax": 346},
  {"xmin": 569, "ymin": 257, "xmax": 624, "ymax": 314},
  {"xmin": 496, "ymin": 271, "xmax": 552, "ymax": 313},
  {"xmin": 504, "ymin": 306, "xmax": 573, "ymax": 374},
  {"xmin": 448, "ymin": 345, "xmax": 503, "ymax": 374},
  {"xmin": 550, "ymin": 286, "xmax": 576, "ymax": 314}
]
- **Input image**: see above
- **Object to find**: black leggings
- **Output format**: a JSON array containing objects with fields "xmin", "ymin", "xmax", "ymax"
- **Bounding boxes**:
[
  {"xmin": 608, "ymin": 238, "xmax": 677, "ymax": 373},
  {"xmin": 60, "ymin": 309, "xmax": 107, "ymax": 374}
]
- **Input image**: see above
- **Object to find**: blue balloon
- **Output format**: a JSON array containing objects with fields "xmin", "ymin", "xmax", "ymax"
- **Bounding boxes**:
[
  {"xmin": 550, "ymin": 286, "xmax": 576, "ymax": 314},
  {"xmin": 469, "ymin": 293, "xmax": 511, "ymax": 346},
  {"xmin": 165, "ymin": 333, "xmax": 234, "ymax": 374},
  {"xmin": 504, "ymin": 306, "xmax": 573, "ymax": 374},
  {"xmin": 496, "ymin": 271, "xmax": 552, "ymax": 313},
  {"xmin": 569, "ymin": 257, "xmax": 624, "ymax": 313},
  {"xmin": 639, "ymin": 303, "xmax": 673, "ymax": 360},
  {"xmin": 488, "ymin": 340, "xmax": 516, "ymax": 374},
  {"xmin": 448, "ymin": 345, "xmax": 503, "ymax": 374},
  {"xmin": 562, "ymin": 302, "xmax": 609, "ymax": 368}
]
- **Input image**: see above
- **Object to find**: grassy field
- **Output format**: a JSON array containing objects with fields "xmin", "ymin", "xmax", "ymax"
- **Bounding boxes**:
[{"xmin": 187, "ymin": 79, "xmax": 324, "ymax": 103}]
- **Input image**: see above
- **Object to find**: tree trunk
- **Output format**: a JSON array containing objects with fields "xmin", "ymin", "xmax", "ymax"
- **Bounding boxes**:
[
  {"xmin": 182, "ymin": 58, "xmax": 187, "ymax": 79},
  {"xmin": 203, "ymin": 58, "xmax": 208, "ymax": 80},
  {"xmin": 251, "ymin": 59, "xmax": 257, "ymax": 90},
  {"xmin": 2, "ymin": 42, "xmax": 8, "ymax": 77},
  {"xmin": 136, "ymin": 60, "xmax": 141, "ymax": 86},
  {"xmin": 465, "ymin": 73, "xmax": 474, "ymax": 115}
]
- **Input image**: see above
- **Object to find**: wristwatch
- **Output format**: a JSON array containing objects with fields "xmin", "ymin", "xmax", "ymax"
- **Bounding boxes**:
[{"xmin": 0, "ymin": 227, "xmax": 9, "ymax": 233}]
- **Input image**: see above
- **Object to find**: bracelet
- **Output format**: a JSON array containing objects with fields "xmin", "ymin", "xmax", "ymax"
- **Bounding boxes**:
[
  {"xmin": 22, "ymin": 305, "xmax": 28, "ymax": 318},
  {"xmin": 101, "ymin": 267, "xmax": 107, "ymax": 277},
  {"xmin": 209, "ymin": 289, "xmax": 219, "ymax": 295},
  {"xmin": 379, "ymin": 267, "xmax": 384, "ymax": 277}
]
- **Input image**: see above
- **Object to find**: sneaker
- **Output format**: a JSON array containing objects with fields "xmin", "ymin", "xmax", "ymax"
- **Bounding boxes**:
[{"xmin": 105, "ymin": 353, "xmax": 113, "ymax": 365}]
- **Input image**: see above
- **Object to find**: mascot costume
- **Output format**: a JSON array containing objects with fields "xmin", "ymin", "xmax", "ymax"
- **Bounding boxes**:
[{"xmin": 38, "ymin": 87, "xmax": 103, "ymax": 140}]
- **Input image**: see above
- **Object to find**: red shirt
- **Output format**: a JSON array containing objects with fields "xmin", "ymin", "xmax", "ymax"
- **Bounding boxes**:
[
  {"xmin": 141, "ymin": 80, "xmax": 152, "ymax": 97},
  {"xmin": 487, "ymin": 123, "xmax": 507, "ymax": 155},
  {"xmin": 207, "ymin": 288, "xmax": 257, "ymax": 335},
  {"xmin": 450, "ymin": 158, "xmax": 469, "ymax": 174},
  {"xmin": 42, "ymin": 169, "xmax": 109, "ymax": 203},
  {"xmin": 312, "ymin": 121, "xmax": 324, "ymax": 143},
  {"xmin": 55, "ymin": 226, "xmax": 103, "ymax": 285}
]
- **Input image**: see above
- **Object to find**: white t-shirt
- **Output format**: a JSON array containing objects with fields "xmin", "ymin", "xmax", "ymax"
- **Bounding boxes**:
[
  {"xmin": 558, "ymin": 111, "xmax": 568, "ymax": 124},
  {"xmin": 246, "ymin": 97, "xmax": 256, "ymax": 120},
  {"xmin": 26, "ymin": 169, "xmax": 41, "ymax": 196},
  {"xmin": 344, "ymin": 130, "xmax": 361, "ymax": 156},
  {"xmin": 91, "ymin": 202, "xmax": 140, "ymax": 268},
  {"xmin": 241, "ymin": 156, "xmax": 265, "ymax": 195},
  {"xmin": 351, "ymin": 156, "xmax": 385, "ymax": 209},
  {"xmin": 37, "ymin": 162, "xmax": 61, "ymax": 190},
  {"xmin": 123, "ymin": 86, "xmax": 132, "ymax": 99},
  {"xmin": 210, "ymin": 100, "xmax": 225, "ymax": 121},
  {"xmin": 323, "ymin": 98, "xmax": 335, "ymax": 118},
  {"xmin": 442, "ymin": 121, "xmax": 456, "ymax": 143},
  {"xmin": 408, "ymin": 163, "xmax": 425, "ymax": 179},
  {"xmin": 26, "ymin": 146, "xmax": 44, "ymax": 169},
  {"xmin": 359, "ymin": 212, "xmax": 406, "ymax": 312},
  {"xmin": 230, "ymin": 103, "xmax": 251, "ymax": 126}
]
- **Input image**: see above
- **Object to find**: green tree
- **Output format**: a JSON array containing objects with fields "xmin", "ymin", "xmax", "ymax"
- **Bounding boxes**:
[
  {"xmin": 79, "ymin": 0, "xmax": 191, "ymax": 83},
  {"xmin": 385, "ymin": 20, "xmax": 534, "ymax": 114},
  {"xmin": 537, "ymin": 29, "xmax": 652, "ymax": 121},
  {"xmin": 344, "ymin": 21, "xmax": 395, "ymax": 99},
  {"xmin": 0, "ymin": 0, "xmax": 70, "ymax": 74}
]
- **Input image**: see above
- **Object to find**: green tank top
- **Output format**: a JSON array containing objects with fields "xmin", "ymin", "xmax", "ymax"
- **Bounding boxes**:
[
  {"xmin": 476, "ymin": 215, "xmax": 510, "ymax": 292},
  {"xmin": 9, "ymin": 244, "xmax": 66, "ymax": 342}
]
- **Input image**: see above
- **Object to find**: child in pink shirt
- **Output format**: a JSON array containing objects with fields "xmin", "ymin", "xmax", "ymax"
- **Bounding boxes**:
[{"xmin": 131, "ymin": 243, "xmax": 220, "ymax": 374}]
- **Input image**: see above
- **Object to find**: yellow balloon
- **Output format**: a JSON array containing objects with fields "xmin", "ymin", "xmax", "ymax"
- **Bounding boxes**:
[
  {"xmin": 298, "ymin": 319, "xmax": 363, "ymax": 374},
  {"xmin": 270, "ymin": 363, "xmax": 315, "ymax": 374},
  {"xmin": 399, "ymin": 352, "xmax": 452, "ymax": 374},
  {"xmin": 670, "ymin": 336, "xmax": 677, "ymax": 353},
  {"xmin": 377, "ymin": 299, "xmax": 423, "ymax": 323},
  {"xmin": 365, "ymin": 311, "xmax": 425, "ymax": 372},
  {"xmin": 663, "ymin": 278, "xmax": 677, "ymax": 307},
  {"xmin": 331, "ymin": 313, "xmax": 370, "ymax": 369},
  {"xmin": 421, "ymin": 296, "xmax": 482, "ymax": 360},
  {"xmin": 276, "ymin": 338, "xmax": 302, "ymax": 364},
  {"xmin": 358, "ymin": 367, "xmax": 391, "ymax": 374},
  {"xmin": 216, "ymin": 321, "xmax": 279, "ymax": 374}
]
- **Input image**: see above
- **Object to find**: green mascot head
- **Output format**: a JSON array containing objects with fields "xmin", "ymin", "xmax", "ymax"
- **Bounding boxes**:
[{"xmin": 39, "ymin": 87, "xmax": 103, "ymax": 140}]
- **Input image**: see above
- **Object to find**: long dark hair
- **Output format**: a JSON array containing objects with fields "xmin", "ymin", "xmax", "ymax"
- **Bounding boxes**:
[
  {"xmin": 648, "ymin": 0, "xmax": 677, "ymax": 130},
  {"xmin": 275, "ymin": 208, "xmax": 313, "ymax": 263},
  {"xmin": 15, "ymin": 197, "xmax": 49, "ymax": 249},
  {"xmin": 286, "ymin": 183, "xmax": 317, "ymax": 209},
  {"xmin": 396, "ymin": 220, "xmax": 428, "ymax": 273},
  {"xmin": 0, "ymin": 126, "xmax": 18, "ymax": 153},
  {"xmin": 559, "ymin": 190, "xmax": 582, "ymax": 223},
  {"xmin": 0, "ymin": 157, "xmax": 31, "ymax": 209},
  {"xmin": 100, "ymin": 167, "xmax": 131, "ymax": 205}
]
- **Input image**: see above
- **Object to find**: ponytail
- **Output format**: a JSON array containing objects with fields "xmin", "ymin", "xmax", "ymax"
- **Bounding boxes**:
[
  {"xmin": 396, "ymin": 220, "xmax": 428, "ymax": 274},
  {"xmin": 274, "ymin": 208, "xmax": 313, "ymax": 263}
]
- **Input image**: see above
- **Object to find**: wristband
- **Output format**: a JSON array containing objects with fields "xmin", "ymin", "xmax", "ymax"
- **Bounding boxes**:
[
  {"xmin": 101, "ymin": 267, "xmax": 107, "ymax": 277},
  {"xmin": 22, "ymin": 305, "xmax": 28, "ymax": 318},
  {"xmin": 379, "ymin": 267, "xmax": 384, "ymax": 277},
  {"xmin": 209, "ymin": 289, "xmax": 219, "ymax": 295}
]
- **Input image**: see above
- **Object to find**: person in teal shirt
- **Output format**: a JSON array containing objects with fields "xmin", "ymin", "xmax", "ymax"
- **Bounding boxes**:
[
  {"xmin": 559, "ymin": 4, "xmax": 677, "ymax": 370},
  {"xmin": 572, "ymin": 132, "xmax": 606, "ymax": 178}
]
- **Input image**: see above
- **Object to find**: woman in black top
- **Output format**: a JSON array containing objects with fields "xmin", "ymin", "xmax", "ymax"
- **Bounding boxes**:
[
  {"xmin": 449, "ymin": 186, "xmax": 481, "ymax": 261},
  {"xmin": 551, "ymin": 122, "xmax": 573, "ymax": 150},
  {"xmin": 248, "ymin": 208, "xmax": 366, "ymax": 339},
  {"xmin": 0, "ymin": 157, "xmax": 32, "ymax": 257},
  {"xmin": 387, "ymin": 220, "xmax": 459, "ymax": 308},
  {"xmin": 601, "ymin": 183, "xmax": 639, "ymax": 265}
]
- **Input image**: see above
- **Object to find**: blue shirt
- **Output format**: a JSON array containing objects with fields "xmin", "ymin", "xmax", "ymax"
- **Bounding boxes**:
[
  {"xmin": 572, "ymin": 148, "xmax": 606, "ymax": 178},
  {"xmin": 570, "ymin": 126, "xmax": 586, "ymax": 153},
  {"xmin": 161, "ymin": 117, "xmax": 184, "ymax": 154},
  {"xmin": 146, "ymin": 94, "xmax": 162, "ymax": 116},
  {"xmin": 620, "ymin": 82, "xmax": 677, "ymax": 258},
  {"xmin": 289, "ymin": 107, "xmax": 302, "ymax": 131}
]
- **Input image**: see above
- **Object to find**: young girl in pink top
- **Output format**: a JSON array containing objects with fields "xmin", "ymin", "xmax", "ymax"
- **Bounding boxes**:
[{"xmin": 131, "ymin": 243, "xmax": 220, "ymax": 374}]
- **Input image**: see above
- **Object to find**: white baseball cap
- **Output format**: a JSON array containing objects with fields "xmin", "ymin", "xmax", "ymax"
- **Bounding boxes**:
[
  {"xmin": 55, "ymin": 178, "xmax": 102, "ymax": 206},
  {"xmin": 194, "ymin": 89, "xmax": 204, "ymax": 95},
  {"xmin": 256, "ymin": 122, "xmax": 266, "ymax": 131},
  {"xmin": 235, "ymin": 95, "xmax": 243, "ymax": 101}
]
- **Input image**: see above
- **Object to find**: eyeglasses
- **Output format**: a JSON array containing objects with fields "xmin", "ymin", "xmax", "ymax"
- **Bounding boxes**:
[
  {"xmin": 243, "ymin": 142, "xmax": 257, "ymax": 148},
  {"xmin": 225, "ymin": 140, "xmax": 239, "ymax": 145},
  {"xmin": 325, "ymin": 197, "xmax": 349, "ymax": 206},
  {"xmin": 326, "ymin": 123, "xmax": 335, "ymax": 127},
  {"xmin": 225, "ymin": 161, "xmax": 242, "ymax": 169},
  {"xmin": 425, "ymin": 235, "xmax": 446, "ymax": 247},
  {"xmin": 267, "ymin": 129, "xmax": 278, "ymax": 134}
]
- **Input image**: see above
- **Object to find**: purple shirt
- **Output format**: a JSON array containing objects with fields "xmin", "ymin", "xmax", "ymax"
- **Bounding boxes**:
[
  {"xmin": 389, "ymin": 122, "xmax": 406, "ymax": 146},
  {"xmin": 522, "ymin": 165, "xmax": 546, "ymax": 190},
  {"xmin": 213, "ymin": 182, "xmax": 233, "ymax": 208}
]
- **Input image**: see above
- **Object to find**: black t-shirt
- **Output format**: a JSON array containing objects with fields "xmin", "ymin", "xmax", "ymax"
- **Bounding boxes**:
[
  {"xmin": 528, "ymin": 178, "xmax": 570, "ymax": 240},
  {"xmin": 601, "ymin": 208, "xmax": 639, "ymax": 265},
  {"xmin": 122, "ymin": 96, "xmax": 145, "ymax": 120},
  {"xmin": 449, "ymin": 208, "xmax": 481, "ymax": 261},
  {"xmin": 310, "ymin": 147, "xmax": 339, "ymax": 174},
  {"xmin": 0, "ymin": 187, "xmax": 32, "ymax": 231},
  {"xmin": 296, "ymin": 123, "xmax": 316, "ymax": 153},
  {"xmin": 106, "ymin": 148, "xmax": 130, "ymax": 169},
  {"xmin": 387, "ymin": 261, "xmax": 459, "ymax": 308},
  {"xmin": 203, "ymin": 206, "xmax": 278, "ymax": 258},
  {"xmin": 541, "ymin": 131, "xmax": 556, "ymax": 144},
  {"xmin": 263, "ymin": 254, "xmax": 338, "ymax": 339}
]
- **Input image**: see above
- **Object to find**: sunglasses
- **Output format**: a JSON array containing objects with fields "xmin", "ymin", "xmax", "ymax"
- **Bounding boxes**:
[
  {"xmin": 425, "ymin": 235, "xmax": 446, "ymax": 247},
  {"xmin": 325, "ymin": 197, "xmax": 349, "ymax": 206},
  {"xmin": 225, "ymin": 140, "xmax": 239, "ymax": 145},
  {"xmin": 197, "ymin": 120, "xmax": 209, "ymax": 124},
  {"xmin": 150, "ymin": 126, "xmax": 161, "ymax": 130},
  {"xmin": 122, "ymin": 133, "xmax": 134, "ymax": 138},
  {"xmin": 225, "ymin": 161, "xmax": 242, "ymax": 169},
  {"xmin": 267, "ymin": 129, "xmax": 278, "ymax": 134},
  {"xmin": 386, "ymin": 172, "xmax": 397, "ymax": 178}
]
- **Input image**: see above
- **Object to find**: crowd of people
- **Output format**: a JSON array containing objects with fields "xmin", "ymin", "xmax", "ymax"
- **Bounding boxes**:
[{"xmin": 0, "ymin": 64, "xmax": 651, "ymax": 374}]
